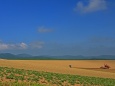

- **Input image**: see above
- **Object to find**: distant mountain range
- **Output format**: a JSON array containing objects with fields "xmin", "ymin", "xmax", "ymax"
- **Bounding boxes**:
[{"xmin": 0, "ymin": 53, "xmax": 115, "ymax": 60}]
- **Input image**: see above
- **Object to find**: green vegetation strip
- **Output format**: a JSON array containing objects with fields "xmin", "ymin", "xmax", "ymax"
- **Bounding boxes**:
[{"xmin": 0, "ymin": 67, "xmax": 115, "ymax": 86}]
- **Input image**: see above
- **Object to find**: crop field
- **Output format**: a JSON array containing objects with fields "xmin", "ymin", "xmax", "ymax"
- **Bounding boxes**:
[
  {"xmin": 0, "ymin": 67, "xmax": 115, "ymax": 86},
  {"xmin": 0, "ymin": 60, "xmax": 115, "ymax": 86}
]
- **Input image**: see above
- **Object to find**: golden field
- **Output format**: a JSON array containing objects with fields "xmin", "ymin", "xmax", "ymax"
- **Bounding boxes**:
[{"xmin": 0, "ymin": 59, "xmax": 115, "ymax": 79}]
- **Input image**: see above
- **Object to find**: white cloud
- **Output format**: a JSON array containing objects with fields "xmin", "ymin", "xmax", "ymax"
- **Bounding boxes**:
[
  {"xmin": 0, "ymin": 43, "xmax": 9, "ymax": 50},
  {"xmin": 75, "ymin": 0, "xmax": 107, "ymax": 13},
  {"xmin": 30, "ymin": 41, "xmax": 44, "ymax": 49},
  {"xmin": 38, "ymin": 26, "xmax": 53, "ymax": 33},
  {"xmin": 0, "ymin": 41, "xmax": 28, "ymax": 50},
  {"xmin": 19, "ymin": 42, "xmax": 28, "ymax": 49},
  {"xmin": 0, "ymin": 40, "xmax": 45, "ymax": 51}
]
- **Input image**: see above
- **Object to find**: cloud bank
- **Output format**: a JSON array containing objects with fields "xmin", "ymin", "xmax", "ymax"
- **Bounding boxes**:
[
  {"xmin": 30, "ymin": 41, "xmax": 44, "ymax": 49},
  {"xmin": 0, "ymin": 41, "xmax": 44, "ymax": 50},
  {"xmin": 75, "ymin": 0, "xmax": 107, "ymax": 13},
  {"xmin": 0, "ymin": 42, "xmax": 28, "ymax": 50}
]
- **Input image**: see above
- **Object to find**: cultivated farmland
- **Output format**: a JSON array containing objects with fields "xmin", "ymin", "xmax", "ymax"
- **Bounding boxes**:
[{"xmin": 0, "ymin": 60, "xmax": 115, "ymax": 86}]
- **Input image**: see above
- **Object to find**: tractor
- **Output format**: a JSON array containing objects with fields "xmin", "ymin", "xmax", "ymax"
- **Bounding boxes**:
[{"xmin": 100, "ymin": 64, "xmax": 110, "ymax": 69}]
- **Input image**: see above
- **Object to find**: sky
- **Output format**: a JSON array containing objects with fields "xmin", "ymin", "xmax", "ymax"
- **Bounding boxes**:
[{"xmin": 0, "ymin": 0, "xmax": 115, "ymax": 56}]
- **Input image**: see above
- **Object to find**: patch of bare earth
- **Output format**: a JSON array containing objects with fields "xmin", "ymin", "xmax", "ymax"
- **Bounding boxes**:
[{"xmin": 0, "ymin": 60, "xmax": 115, "ymax": 79}]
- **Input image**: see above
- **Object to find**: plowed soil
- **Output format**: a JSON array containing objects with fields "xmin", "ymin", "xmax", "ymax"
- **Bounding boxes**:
[{"xmin": 0, "ymin": 60, "xmax": 115, "ymax": 79}]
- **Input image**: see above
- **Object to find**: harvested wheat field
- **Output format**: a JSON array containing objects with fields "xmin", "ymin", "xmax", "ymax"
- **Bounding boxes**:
[{"xmin": 0, "ymin": 59, "xmax": 115, "ymax": 79}]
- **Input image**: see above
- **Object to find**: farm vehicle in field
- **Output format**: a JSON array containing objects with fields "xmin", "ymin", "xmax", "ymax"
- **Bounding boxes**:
[{"xmin": 100, "ymin": 64, "xmax": 110, "ymax": 69}]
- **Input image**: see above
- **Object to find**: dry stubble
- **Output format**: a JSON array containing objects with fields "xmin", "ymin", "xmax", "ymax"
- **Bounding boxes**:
[{"xmin": 0, "ymin": 60, "xmax": 115, "ymax": 79}]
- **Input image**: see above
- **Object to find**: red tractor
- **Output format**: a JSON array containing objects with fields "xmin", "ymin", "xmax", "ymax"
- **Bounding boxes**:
[{"xmin": 100, "ymin": 64, "xmax": 110, "ymax": 69}]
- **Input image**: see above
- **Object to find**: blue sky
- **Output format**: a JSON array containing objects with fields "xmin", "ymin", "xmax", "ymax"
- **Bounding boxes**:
[{"xmin": 0, "ymin": 0, "xmax": 115, "ymax": 56}]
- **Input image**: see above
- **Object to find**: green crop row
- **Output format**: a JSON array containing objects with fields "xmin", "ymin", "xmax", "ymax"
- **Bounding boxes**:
[
  {"xmin": 0, "ymin": 82, "xmax": 45, "ymax": 86},
  {"xmin": 0, "ymin": 67, "xmax": 115, "ymax": 86}
]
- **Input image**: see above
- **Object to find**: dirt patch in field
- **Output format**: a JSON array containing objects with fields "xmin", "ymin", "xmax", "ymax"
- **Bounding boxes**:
[
  {"xmin": 75, "ymin": 67, "xmax": 115, "ymax": 73},
  {"xmin": 0, "ymin": 60, "xmax": 115, "ymax": 79}
]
